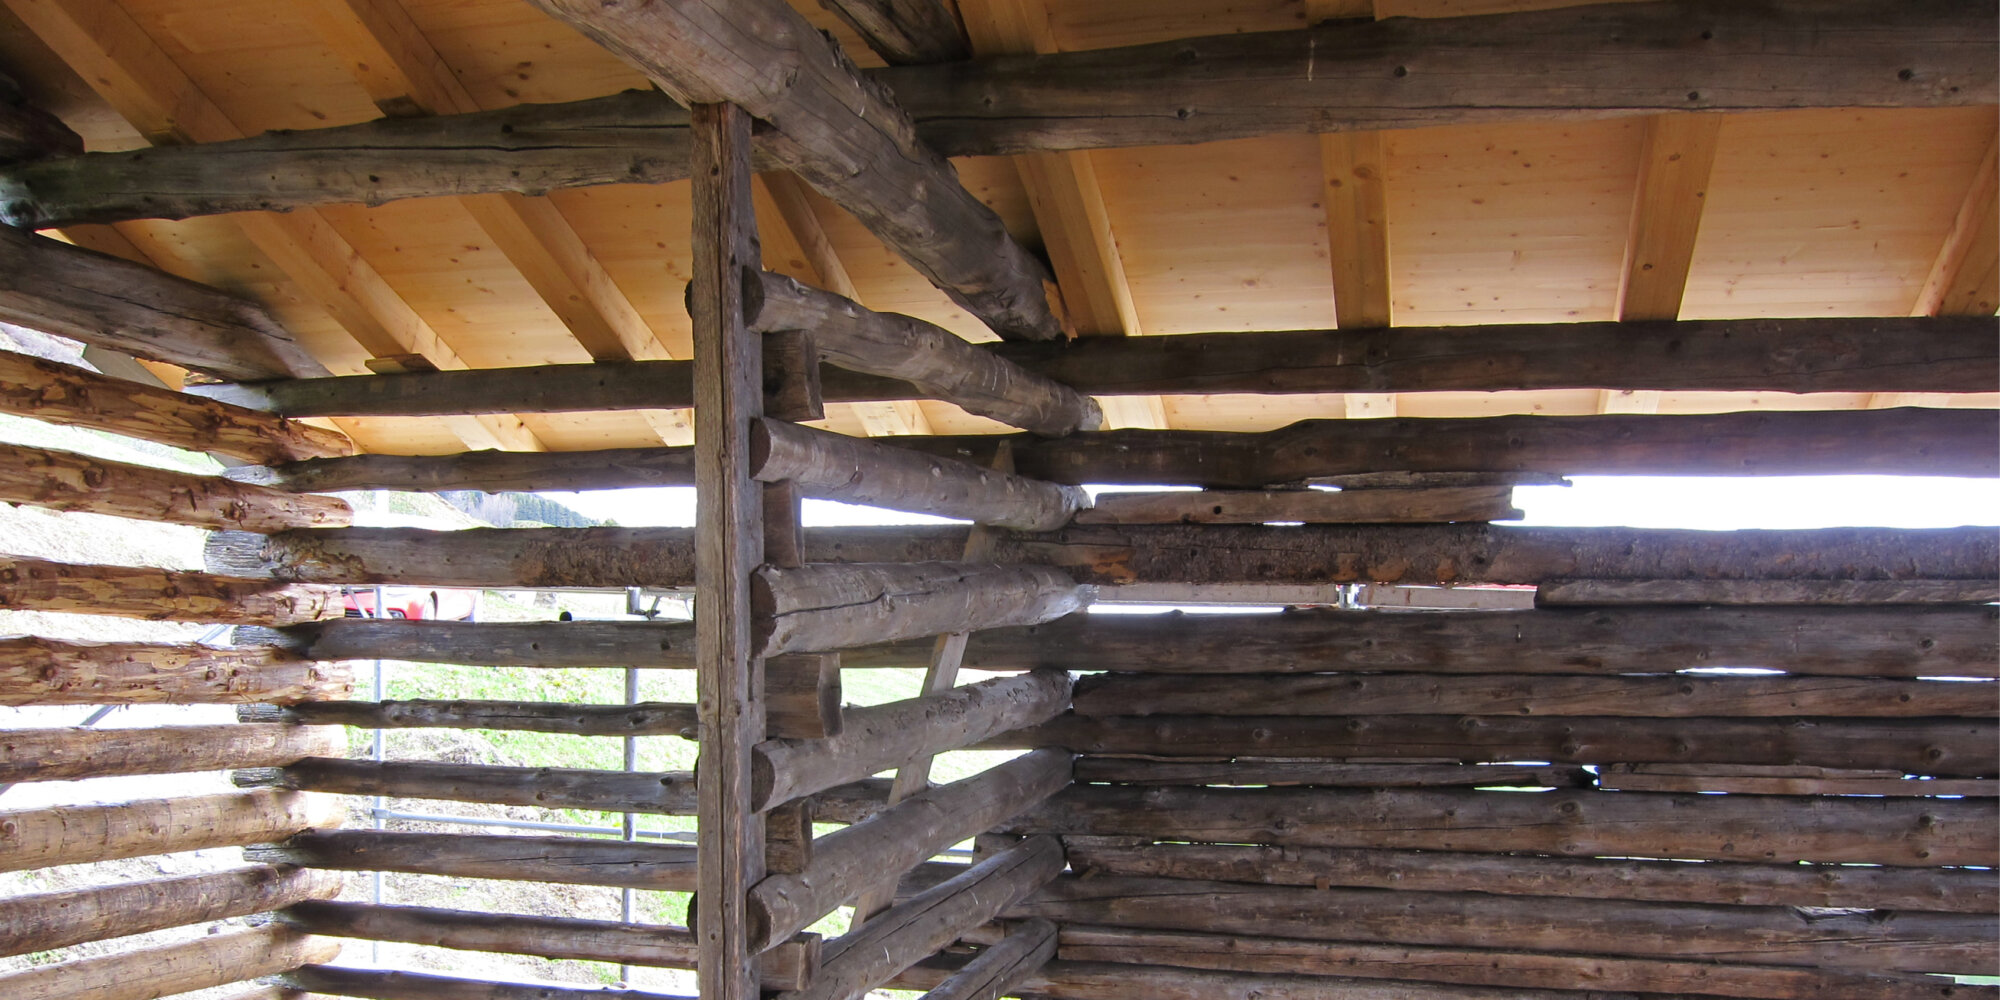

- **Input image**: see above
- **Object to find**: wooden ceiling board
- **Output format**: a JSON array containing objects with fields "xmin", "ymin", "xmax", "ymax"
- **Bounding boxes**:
[
  {"xmin": 1046, "ymin": 0, "xmax": 1306, "ymax": 50},
  {"xmin": 118, "ymin": 0, "xmax": 383, "ymax": 132}
]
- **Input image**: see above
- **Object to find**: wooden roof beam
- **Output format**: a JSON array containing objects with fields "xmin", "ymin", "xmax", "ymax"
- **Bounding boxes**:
[
  {"xmin": 1603, "ymin": 113, "xmax": 1724, "ymax": 413},
  {"xmin": 527, "ymin": 0, "xmax": 1067, "ymax": 341},
  {"xmin": 1913, "ymin": 134, "xmax": 1998, "ymax": 319},
  {"xmin": 821, "ymin": 0, "xmax": 971, "ymax": 65}
]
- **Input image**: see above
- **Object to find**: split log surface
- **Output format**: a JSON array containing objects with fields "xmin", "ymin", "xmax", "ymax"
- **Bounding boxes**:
[
  {"xmin": 1077, "ymin": 487, "xmax": 1519, "ymax": 525},
  {"xmin": 0, "ymin": 865, "xmax": 341, "ymax": 958},
  {"xmin": 0, "ymin": 225, "xmax": 325, "ymax": 380},
  {"xmin": 1002, "ymin": 714, "xmax": 1998, "ymax": 777},
  {"xmin": 258, "ymin": 757, "xmax": 697, "ymax": 814},
  {"xmin": 1005, "ymin": 785, "xmax": 1997, "ymax": 866},
  {"xmin": 0, "ymin": 442, "xmax": 350, "ymax": 532},
  {"xmin": 260, "ymin": 699, "xmax": 698, "ymax": 737},
  {"xmin": 748, "ymin": 272, "xmax": 1098, "ymax": 432},
  {"xmin": 753, "ymin": 671, "xmax": 1072, "ymax": 810},
  {"xmin": 1538, "ymin": 578, "xmax": 2000, "ymax": 606},
  {"xmin": 235, "ymin": 445, "xmax": 694, "ymax": 494},
  {"xmin": 0, "ymin": 351, "xmax": 351, "ymax": 464},
  {"xmin": 0, "ymin": 788, "xmax": 337, "ymax": 872},
  {"xmin": 752, "ymin": 562, "xmax": 1090, "ymax": 656},
  {"xmin": 0, "ymin": 557, "xmax": 341, "ymax": 624},
  {"xmin": 0, "ymin": 723, "xmax": 342, "ymax": 783},
  {"xmin": 751, "ymin": 418, "xmax": 1089, "ymax": 530},
  {"xmin": 246, "ymin": 829, "xmax": 696, "ymax": 890},
  {"xmin": 1061, "ymin": 841, "xmax": 1998, "ymax": 913},
  {"xmin": 0, "ymin": 925, "xmax": 338, "ymax": 1000},
  {"xmin": 0, "ymin": 636, "xmax": 351, "ymax": 706}
]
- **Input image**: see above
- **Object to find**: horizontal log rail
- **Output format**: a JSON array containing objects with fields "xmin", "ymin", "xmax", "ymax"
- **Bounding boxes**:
[
  {"xmin": 0, "ymin": 636, "xmax": 352, "ymax": 707},
  {"xmin": 1072, "ymin": 672, "xmax": 2000, "ymax": 718},
  {"xmin": 1069, "ymin": 759, "xmax": 1581, "ymax": 789},
  {"xmin": 0, "ymin": 556, "xmax": 342, "ymax": 624},
  {"xmin": 747, "ymin": 272, "xmax": 1100, "ymax": 434},
  {"xmin": 1076, "ymin": 487, "xmax": 1521, "ymax": 525},
  {"xmin": 286, "ymin": 966, "xmax": 694, "ymax": 1000},
  {"xmin": 0, "ymin": 723, "xmax": 342, "ymax": 783},
  {"xmin": 281, "ymin": 901, "xmax": 819, "ymax": 990},
  {"xmin": 248, "ymin": 757, "xmax": 697, "ymax": 814},
  {"xmin": 0, "ymin": 865, "xmax": 341, "ymax": 958},
  {"xmin": 0, "ymin": 350, "xmax": 351, "ymax": 464},
  {"xmin": 751, "ymin": 418, "xmax": 1089, "ymax": 530},
  {"xmin": 0, "ymin": 441, "xmax": 350, "ymax": 532},
  {"xmin": 0, "ymin": 788, "xmax": 337, "ymax": 873},
  {"xmin": 920, "ymin": 917, "xmax": 1058, "ymax": 1000},
  {"xmin": 1005, "ymin": 785, "xmax": 1998, "ymax": 867},
  {"xmin": 776, "ymin": 836, "xmax": 1065, "ymax": 1000},
  {"xmin": 205, "ymin": 523, "xmax": 2000, "ymax": 589},
  {"xmin": 1596, "ymin": 763, "xmax": 1999, "ymax": 798},
  {"xmin": 275, "ymin": 604, "xmax": 1999, "ymax": 678},
  {"xmin": 232, "ymin": 445, "xmax": 691, "ymax": 494},
  {"xmin": 753, "ymin": 671, "xmax": 1072, "ymax": 810},
  {"xmin": 1000, "ymin": 714, "xmax": 1998, "ymax": 777},
  {"xmin": 246, "ymin": 829, "xmax": 697, "ymax": 890},
  {"xmin": 995, "ymin": 875, "xmax": 1998, "ymax": 975},
  {"xmin": 0, "ymin": 925, "xmax": 338, "ymax": 1000},
  {"xmin": 1538, "ymin": 578, "xmax": 2000, "ymax": 606},
  {"xmin": 752, "ymin": 562, "xmax": 1091, "ymax": 656},
  {"xmin": 1061, "ymin": 841, "xmax": 1998, "ymax": 913},
  {"xmin": 248, "ymin": 699, "xmax": 700, "ymax": 737},
  {"xmin": 748, "ymin": 749, "xmax": 1073, "ymax": 950}
]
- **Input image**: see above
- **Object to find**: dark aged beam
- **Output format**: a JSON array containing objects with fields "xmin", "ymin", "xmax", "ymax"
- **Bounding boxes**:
[
  {"xmin": 524, "ymin": 0, "xmax": 1065, "ymax": 341},
  {"xmin": 821, "ymin": 0, "xmax": 970, "ymax": 65}
]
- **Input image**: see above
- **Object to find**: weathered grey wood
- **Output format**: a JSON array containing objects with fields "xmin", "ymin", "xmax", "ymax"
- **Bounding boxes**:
[
  {"xmin": 1006, "ymin": 785, "xmax": 1997, "ymax": 867},
  {"xmin": 1597, "ymin": 763, "xmax": 2000, "ymax": 797},
  {"xmin": 763, "ymin": 799, "xmax": 815, "ymax": 874},
  {"xmin": 886, "ymin": 0, "xmax": 1998, "ymax": 155},
  {"xmin": 0, "ymin": 224, "xmax": 326, "ymax": 380},
  {"xmin": 749, "ymin": 272, "xmax": 1098, "ymax": 432},
  {"xmin": 762, "ymin": 329, "xmax": 825, "ymax": 423},
  {"xmin": 0, "ymin": 636, "xmax": 352, "ymax": 706},
  {"xmin": 1072, "ymin": 760, "xmax": 1594, "ymax": 790},
  {"xmin": 0, "ymin": 97, "xmax": 80, "ymax": 165},
  {"xmin": 765, "ymin": 652, "xmax": 842, "ymax": 740},
  {"xmin": 233, "ymin": 445, "xmax": 694, "ymax": 493},
  {"xmin": 194, "ymin": 317, "xmax": 2000, "ymax": 420},
  {"xmin": 751, "ymin": 418, "xmax": 1090, "ymax": 530},
  {"xmin": 0, "ymin": 557, "xmax": 341, "ymax": 624},
  {"xmin": 821, "ymin": 0, "xmax": 968, "ymax": 64},
  {"xmin": 285, "ymin": 966, "xmax": 694, "ymax": 1000},
  {"xmin": 921, "ymin": 918, "xmax": 1058, "ymax": 1000},
  {"xmin": 897, "ymin": 410, "xmax": 2000, "ymax": 486},
  {"xmin": 1539, "ymin": 578, "xmax": 2000, "ymax": 605},
  {"xmin": 1041, "ymin": 926, "xmax": 1984, "ymax": 1000},
  {"xmin": 526, "ymin": 0, "xmax": 1066, "ymax": 341},
  {"xmin": 255, "ymin": 757, "xmax": 698, "ymax": 814},
  {"xmin": 0, "ymin": 925, "xmax": 339, "ymax": 1000},
  {"xmin": 0, "ymin": 723, "xmax": 342, "ymax": 783},
  {"xmin": 993, "ymin": 875, "xmax": 1998, "ymax": 975},
  {"xmin": 1061, "ymin": 841, "xmax": 1999, "ymax": 913},
  {"xmin": 754, "ymin": 671, "xmax": 1073, "ymax": 810},
  {"xmin": 748, "ymin": 749, "xmax": 1073, "ymax": 949},
  {"xmin": 0, "ymin": 866, "xmax": 341, "ymax": 958},
  {"xmin": 207, "ymin": 524, "xmax": 2000, "ymax": 589},
  {"xmin": 1002, "ymin": 714, "xmax": 1998, "ymax": 777},
  {"xmin": 752, "ymin": 562, "xmax": 1091, "ymax": 656},
  {"xmin": 281, "ymin": 901, "xmax": 819, "ymax": 990},
  {"xmin": 1072, "ymin": 672, "xmax": 2000, "ymax": 718},
  {"xmin": 762, "ymin": 480, "xmax": 807, "ymax": 570},
  {"xmin": 1077, "ymin": 487, "xmax": 1519, "ymax": 525},
  {"xmin": 284, "ymin": 604, "xmax": 2000, "ymax": 678},
  {"xmin": 0, "ymin": 442, "xmax": 350, "ymax": 532},
  {"xmin": 256, "ymin": 699, "xmax": 699, "ymax": 737},
  {"xmin": 0, "ymin": 351, "xmax": 351, "ymax": 464},
  {"xmin": 246, "ymin": 829, "xmax": 696, "ymax": 890},
  {"xmin": 0, "ymin": 788, "xmax": 337, "ymax": 872},
  {"xmin": 781, "ymin": 837, "xmax": 1064, "ymax": 1000}
]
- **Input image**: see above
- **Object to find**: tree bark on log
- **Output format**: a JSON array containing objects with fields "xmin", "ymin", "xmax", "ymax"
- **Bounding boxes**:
[
  {"xmin": 0, "ymin": 351, "xmax": 351, "ymax": 464},
  {"xmin": 0, "ymin": 925, "xmax": 339, "ymax": 1000},
  {"xmin": 0, "ymin": 225, "xmax": 326, "ymax": 380},
  {"xmin": 245, "ymin": 830, "xmax": 696, "ymax": 891},
  {"xmin": 258, "ymin": 699, "xmax": 700, "ymax": 737},
  {"xmin": 747, "ymin": 272, "xmax": 1098, "ymax": 432},
  {"xmin": 204, "ymin": 526, "xmax": 698, "ymax": 588},
  {"xmin": 1070, "ymin": 760, "xmax": 1586, "ymax": 790},
  {"xmin": 233, "ymin": 445, "xmax": 694, "ymax": 494},
  {"xmin": 523, "ymin": 0, "xmax": 1065, "ymax": 341},
  {"xmin": 0, "ymin": 557, "xmax": 341, "ymax": 624},
  {"xmin": 753, "ymin": 671, "xmax": 1072, "ymax": 810},
  {"xmin": 1004, "ymin": 785, "xmax": 1997, "ymax": 866},
  {"xmin": 747, "ymin": 749, "xmax": 1073, "ymax": 949},
  {"xmin": 752, "ymin": 562, "xmax": 1090, "ymax": 656},
  {"xmin": 0, "ymin": 442, "xmax": 350, "ymax": 533},
  {"xmin": 0, "ymin": 865, "xmax": 341, "ymax": 958},
  {"xmin": 751, "ymin": 419, "xmax": 1090, "ymax": 530},
  {"xmin": 256, "ymin": 757, "xmax": 697, "ymax": 814},
  {"xmin": 1001, "ymin": 714, "xmax": 1998, "ymax": 777},
  {"xmin": 1076, "ymin": 488, "xmax": 1519, "ymax": 525},
  {"xmin": 0, "ymin": 723, "xmax": 342, "ymax": 783},
  {"xmin": 284, "ymin": 966, "xmax": 695, "ymax": 1000},
  {"xmin": 1061, "ymin": 841, "xmax": 1998, "ymax": 913},
  {"xmin": 1537, "ymin": 578, "xmax": 2000, "ymax": 606},
  {"xmin": 0, "ymin": 636, "xmax": 351, "ymax": 707},
  {"xmin": 0, "ymin": 788, "xmax": 338, "ymax": 872},
  {"xmin": 281, "ymin": 901, "xmax": 819, "ymax": 990},
  {"xmin": 920, "ymin": 919, "xmax": 1057, "ymax": 1000},
  {"xmin": 1072, "ymin": 672, "xmax": 2000, "ymax": 718}
]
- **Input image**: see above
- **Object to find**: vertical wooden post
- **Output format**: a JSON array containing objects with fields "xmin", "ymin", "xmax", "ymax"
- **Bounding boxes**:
[{"xmin": 691, "ymin": 100, "xmax": 766, "ymax": 1000}]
